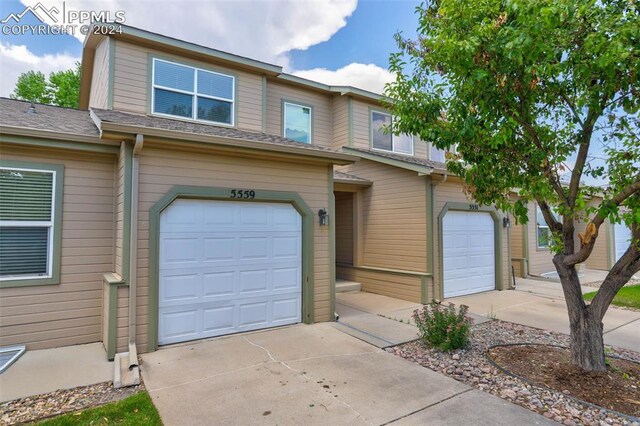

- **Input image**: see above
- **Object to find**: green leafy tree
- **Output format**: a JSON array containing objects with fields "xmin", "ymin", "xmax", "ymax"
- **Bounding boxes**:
[
  {"xmin": 11, "ymin": 63, "xmax": 81, "ymax": 108},
  {"xmin": 386, "ymin": 0, "xmax": 639, "ymax": 371}
]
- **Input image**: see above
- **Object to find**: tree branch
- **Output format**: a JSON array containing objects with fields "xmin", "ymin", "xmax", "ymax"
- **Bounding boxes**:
[
  {"xmin": 563, "ymin": 180, "xmax": 640, "ymax": 266},
  {"xmin": 536, "ymin": 198, "xmax": 563, "ymax": 233}
]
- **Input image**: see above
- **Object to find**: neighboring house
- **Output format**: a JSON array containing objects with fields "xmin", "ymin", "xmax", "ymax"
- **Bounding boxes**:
[
  {"xmin": 509, "ymin": 199, "xmax": 629, "ymax": 277},
  {"xmin": 0, "ymin": 22, "xmax": 512, "ymax": 362}
]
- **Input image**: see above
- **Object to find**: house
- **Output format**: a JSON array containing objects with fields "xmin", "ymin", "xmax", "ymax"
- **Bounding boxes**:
[
  {"xmin": 509, "ymin": 199, "xmax": 631, "ymax": 278},
  {"xmin": 0, "ymin": 22, "xmax": 512, "ymax": 365}
]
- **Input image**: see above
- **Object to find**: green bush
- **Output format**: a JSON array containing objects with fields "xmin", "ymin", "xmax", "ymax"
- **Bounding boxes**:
[{"xmin": 412, "ymin": 302, "xmax": 473, "ymax": 351}]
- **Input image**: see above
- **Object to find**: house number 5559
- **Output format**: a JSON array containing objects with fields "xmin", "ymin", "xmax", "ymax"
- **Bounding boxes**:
[
  {"xmin": 469, "ymin": 204, "xmax": 479, "ymax": 210},
  {"xmin": 230, "ymin": 190, "xmax": 255, "ymax": 199}
]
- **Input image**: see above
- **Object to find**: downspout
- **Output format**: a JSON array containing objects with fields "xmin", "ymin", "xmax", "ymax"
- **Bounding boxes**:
[{"xmin": 128, "ymin": 134, "xmax": 143, "ymax": 368}]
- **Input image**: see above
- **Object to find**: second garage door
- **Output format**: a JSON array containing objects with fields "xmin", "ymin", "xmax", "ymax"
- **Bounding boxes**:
[
  {"xmin": 614, "ymin": 222, "xmax": 632, "ymax": 262},
  {"xmin": 158, "ymin": 199, "xmax": 302, "ymax": 345},
  {"xmin": 443, "ymin": 211, "xmax": 495, "ymax": 298}
]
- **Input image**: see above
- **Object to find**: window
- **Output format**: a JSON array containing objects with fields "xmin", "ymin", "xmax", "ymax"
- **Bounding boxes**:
[
  {"xmin": 0, "ymin": 167, "xmax": 57, "ymax": 281},
  {"xmin": 152, "ymin": 58, "xmax": 235, "ymax": 125},
  {"xmin": 371, "ymin": 111, "xmax": 413, "ymax": 155},
  {"xmin": 283, "ymin": 102, "xmax": 312, "ymax": 143},
  {"xmin": 536, "ymin": 205, "xmax": 559, "ymax": 249},
  {"xmin": 429, "ymin": 143, "xmax": 458, "ymax": 162}
]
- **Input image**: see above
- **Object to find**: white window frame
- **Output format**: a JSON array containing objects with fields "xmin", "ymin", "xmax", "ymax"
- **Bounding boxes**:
[
  {"xmin": 151, "ymin": 58, "xmax": 235, "ymax": 126},
  {"xmin": 370, "ymin": 110, "xmax": 414, "ymax": 155},
  {"xmin": 283, "ymin": 102, "xmax": 312, "ymax": 144},
  {"xmin": 0, "ymin": 167, "xmax": 56, "ymax": 281},
  {"xmin": 535, "ymin": 204, "xmax": 557, "ymax": 250}
]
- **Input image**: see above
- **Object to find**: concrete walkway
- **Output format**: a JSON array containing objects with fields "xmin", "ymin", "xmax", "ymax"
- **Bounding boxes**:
[
  {"xmin": 0, "ymin": 343, "xmax": 112, "ymax": 402},
  {"xmin": 140, "ymin": 324, "xmax": 553, "ymax": 425},
  {"xmin": 448, "ymin": 278, "xmax": 640, "ymax": 352}
]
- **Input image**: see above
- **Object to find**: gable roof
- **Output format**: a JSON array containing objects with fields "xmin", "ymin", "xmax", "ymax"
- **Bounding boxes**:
[
  {"xmin": 0, "ymin": 98, "xmax": 100, "ymax": 140},
  {"xmin": 342, "ymin": 147, "xmax": 446, "ymax": 174},
  {"xmin": 90, "ymin": 108, "xmax": 356, "ymax": 164},
  {"xmin": 333, "ymin": 170, "xmax": 372, "ymax": 186}
]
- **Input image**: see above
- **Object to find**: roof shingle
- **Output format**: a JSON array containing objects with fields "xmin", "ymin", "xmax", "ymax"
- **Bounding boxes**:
[{"xmin": 344, "ymin": 147, "xmax": 446, "ymax": 170}]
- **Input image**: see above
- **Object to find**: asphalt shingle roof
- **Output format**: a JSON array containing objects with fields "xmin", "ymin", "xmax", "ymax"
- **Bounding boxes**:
[
  {"xmin": 345, "ymin": 147, "xmax": 446, "ymax": 170},
  {"xmin": 91, "ymin": 108, "xmax": 344, "ymax": 154},
  {"xmin": 0, "ymin": 98, "xmax": 99, "ymax": 137},
  {"xmin": 333, "ymin": 170, "xmax": 372, "ymax": 185}
]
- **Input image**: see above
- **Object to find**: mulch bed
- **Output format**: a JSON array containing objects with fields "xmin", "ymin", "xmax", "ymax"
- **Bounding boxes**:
[
  {"xmin": 0, "ymin": 381, "xmax": 143, "ymax": 425},
  {"xmin": 488, "ymin": 345, "xmax": 640, "ymax": 418}
]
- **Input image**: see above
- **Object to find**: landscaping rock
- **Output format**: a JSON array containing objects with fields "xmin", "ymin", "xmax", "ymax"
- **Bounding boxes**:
[{"xmin": 392, "ymin": 320, "xmax": 639, "ymax": 426}]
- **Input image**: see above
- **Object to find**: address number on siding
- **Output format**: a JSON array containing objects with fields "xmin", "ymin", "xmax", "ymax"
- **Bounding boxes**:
[
  {"xmin": 230, "ymin": 190, "xmax": 255, "ymax": 199},
  {"xmin": 469, "ymin": 204, "xmax": 479, "ymax": 210}
]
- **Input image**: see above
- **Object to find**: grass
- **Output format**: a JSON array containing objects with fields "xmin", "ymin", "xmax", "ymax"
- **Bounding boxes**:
[
  {"xmin": 38, "ymin": 392, "xmax": 162, "ymax": 426},
  {"xmin": 584, "ymin": 285, "xmax": 640, "ymax": 310}
]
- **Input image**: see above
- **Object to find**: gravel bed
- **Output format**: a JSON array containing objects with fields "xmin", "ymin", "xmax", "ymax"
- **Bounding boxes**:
[
  {"xmin": 391, "ymin": 320, "xmax": 640, "ymax": 426},
  {"xmin": 0, "ymin": 381, "xmax": 143, "ymax": 425},
  {"xmin": 583, "ymin": 278, "xmax": 640, "ymax": 289}
]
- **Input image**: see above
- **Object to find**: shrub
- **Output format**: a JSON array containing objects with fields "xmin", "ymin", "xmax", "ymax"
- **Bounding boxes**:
[{"xmin": 412, "ymin": 302, "xmax": 473, "ymax": 351}]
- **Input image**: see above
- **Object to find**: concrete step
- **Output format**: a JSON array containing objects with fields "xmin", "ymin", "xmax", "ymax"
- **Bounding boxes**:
[{"xmin": 336, "ymin": 279, "xmax": 361, "ymax": 293}]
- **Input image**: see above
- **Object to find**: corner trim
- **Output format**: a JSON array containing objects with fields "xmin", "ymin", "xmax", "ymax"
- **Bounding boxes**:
[
  {"xmin": 328, "ymin": 167, "xmax": 336, "ymax": 320},
  {"xmin": 0, "ymin": 160, "xmax": 64, "ymax": 288},
  {"xmin": 425, "ymin": 178, "xmax": 435, "ymax": 304},
  {"xmin": 437, "ymin": 202, "xmax": 503, "ymax": 298},
  {"xmin": 147, "ymin": 185, "xmax": 315, "ymax": 352},
  {"xmin": 122, "ymin": 142, "xmax": 133, "ymax": 281}
]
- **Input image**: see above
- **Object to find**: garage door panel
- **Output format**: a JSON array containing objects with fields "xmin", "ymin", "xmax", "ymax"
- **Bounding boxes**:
[
  {"xmin": 614, "ymin": 223, "xmax": 631, "ymax": 262},
  {"xmin": 158, "ymin": 199, "xmax": 302, "ymax": 345},
  {"xmin": 443, "ymin": 211, "xmax": 495, "ymax": 298}
]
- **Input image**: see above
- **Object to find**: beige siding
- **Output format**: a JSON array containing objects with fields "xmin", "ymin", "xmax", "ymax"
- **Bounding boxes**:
[
  {"xmin": 332, "ymin": 96, "xmax": 349, "ymax": 149},
  {"xmin": 337, "ymin": 265, "xmax": 423, "ymax": 303},
  {"xmin": 89, "ymin": 38, "xmax": 110, "ymax": 109},
  {"xmin": 112, "ymin": 40, "xmax": 263, "ymax": 132},
  {"xmin": 265, "ymin": 80, "xmax": 334, "ymax": 148},
  {"xmin": 0, "ymin": 145, "xmax": 115, "ymax": 350},
  {"xmin": 128, "ymin": 145, "xmax": 331, "ymax": 353},
  {"xmin": 527, "ymin": 202, "xmax": 555, "ymax": 275},
  {"xmin": 335, "ymin": 191, "xmax": 354, "ymax": 265},
  {"xmin": 432, "ymin": 179, "xmax": 510, "ymax": 299},
  {"xmin": 341, "ymin": 159, "xmax": 427, "ymax": 272}
]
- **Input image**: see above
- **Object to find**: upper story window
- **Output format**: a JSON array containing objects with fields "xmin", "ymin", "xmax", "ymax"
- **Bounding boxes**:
[
  {"xmin": 536, "ymin": 205, "xmax": 559, "ymax": 249},
  {"xmin": 0, "ymin": 167, "xmax": 57, "ymax": 281},
  {"xmin": 283, "ymin": 102, "xmax": 312, "ymax": 144},
  {"xmin": 152, "ymin": 58, "xmax": 235, "ymax": 126},
  {"xmin": 371, "ymin": 111, "xmax": 413, "ymax": 155},
  {"xmin": 429, "ymin": 144, "xmax": 458, "ymax": 162}
]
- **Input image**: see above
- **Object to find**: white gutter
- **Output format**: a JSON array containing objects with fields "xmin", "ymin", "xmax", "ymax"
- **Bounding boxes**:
[{"xmin": 127, "ymin": 134, "xmax": 143, "ymax": 368}]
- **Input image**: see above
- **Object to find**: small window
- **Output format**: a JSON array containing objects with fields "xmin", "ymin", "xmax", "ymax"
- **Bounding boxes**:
[
  {"xmin": 536, "ymin": 205, "xmax": 558, "ymax": 249},
  {"xmin": 429, "ymin": 144, "xmax": 458, "ymax": 162},
  {"xmin": 283, "ymin": 102, "xmax": 312, "ymax": 144},
  {"xmin": 0, "ymin": 167, "xmax": 56, "ymax": 280},
  {"xmin": 152, "ymin": 58, "xmax": 235, "ymax": 126},
  {"xmin": 371, "ymin": 111, "xmax": 413, "ymax": 155}
]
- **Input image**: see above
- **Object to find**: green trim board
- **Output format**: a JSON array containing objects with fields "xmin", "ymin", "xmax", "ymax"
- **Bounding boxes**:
[
  {"xmin": 121, "ymin": 142, "xmax": 133, "ymax": 281},
  {"xmin": 146, "ymin": 185, "xmax": 316, "ymax": 352},
  {"xmin": 107, "ymin": 37, "xmax": 115, "ymax": 109},
  {"xmin": 103, "ymin": 273, "xmax": 128, "ymax": 360},
  {"xmin": 437, "ymin": 202, "xmax": 504, "ymax": 297},
  {"xmin": 328, "ymin": 166, "xmax": 336, "ymax": 320},
  {"xmin": 0, "ymin": 134, "xmax": 119, "ymax": 154},
  {"xmin": 424, "ymin": 178, "xmax": 435, "ymax": 304},
  {"xmin": 281, "ymin": 98, "xmax": 314, "ymax": 144},
  {"xmin": 522, "ymin": 221, "xmax": 530, "ymax": 277},
  {"xmin": 146, "ymin": 54, "xmax": 240, "ymax": 129},
  {"xmin": 0, "ymin": 160, "xmax": 64, "ymax": 288}
]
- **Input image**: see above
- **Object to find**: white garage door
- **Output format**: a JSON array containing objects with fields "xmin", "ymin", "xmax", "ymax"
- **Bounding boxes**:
[
  {"xmin": 443, "ymin": 211, "xmax": 495, "ymax": 298},
  {"xmin": 614, "ymin": 223, "xmax": 632, "ymax": 262},
  {"xmin": 158, "ymin": 199, "xmax": 302, "ymax": 345}
]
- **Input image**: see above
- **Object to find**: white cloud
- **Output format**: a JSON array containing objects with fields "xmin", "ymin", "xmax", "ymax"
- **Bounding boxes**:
[
  {"xmin": 20, "ymin": 0, "xmax": 357, "ymax": 66},
  {"xmin": 0, "ymin": 43, "xmax": 79, "ymax": 97},
  {"xmin": 292, "ymin": 63, "xmax": 394, "ymax": 94}
]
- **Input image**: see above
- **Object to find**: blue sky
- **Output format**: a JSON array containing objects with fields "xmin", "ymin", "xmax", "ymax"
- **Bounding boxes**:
[{"xmin": 0, "ymin": 0, "xmax": 421, "ymax": 97}]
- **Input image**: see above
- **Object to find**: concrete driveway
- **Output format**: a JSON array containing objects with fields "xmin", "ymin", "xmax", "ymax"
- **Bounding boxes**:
[
  {"xmin": 140, "ymin": 323, "xmax": 552, "ymax": 425},
  {"xmin": 448, "ymin": 278, "xmax": 640, "ymax": 352}
]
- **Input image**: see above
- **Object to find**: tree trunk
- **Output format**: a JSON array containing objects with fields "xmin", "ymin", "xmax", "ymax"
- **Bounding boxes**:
[
  {"xmin": 568, "ymin": 307, "xmax": 606, "ymax": 371},
  {"xmin": 554, "ymin": 257, "xmax": 607, "ymax": 371}
]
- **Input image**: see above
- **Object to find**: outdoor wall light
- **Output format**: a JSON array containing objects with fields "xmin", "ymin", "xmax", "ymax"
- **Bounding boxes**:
[
  {"xmin": 503, "ymin": 216, "xmax": 511, "ymax": 228},
  {"xmin": 318, "ymin": 208, "xmax": 329, "ymax": 226}
]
